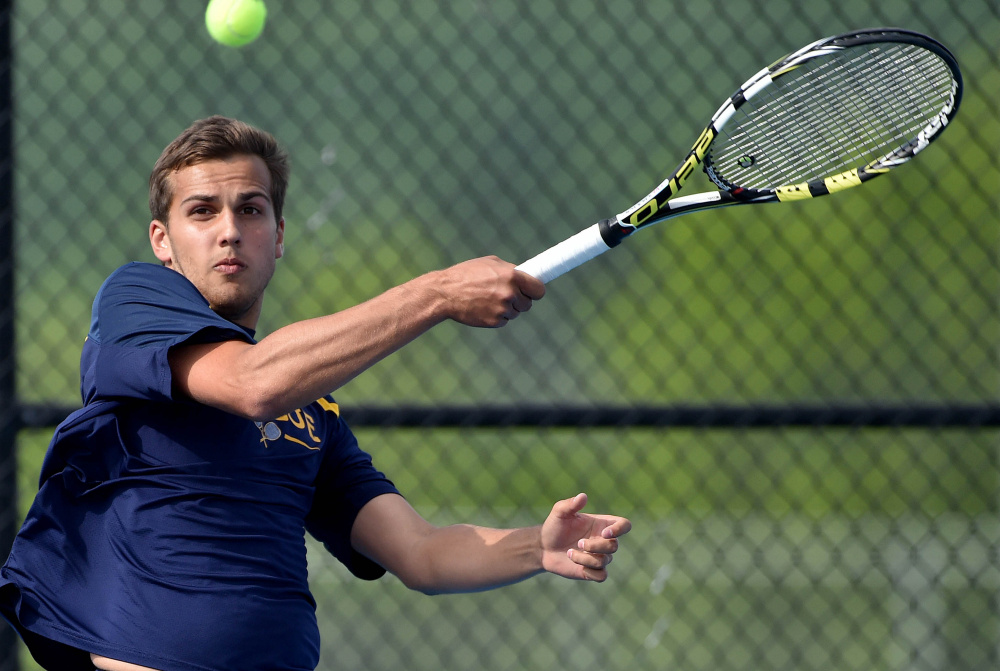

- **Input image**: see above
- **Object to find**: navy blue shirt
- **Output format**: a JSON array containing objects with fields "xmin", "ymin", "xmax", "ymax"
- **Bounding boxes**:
[{"xmin": 0, "ymin": 263, "xmax": 399, "ymax": 671}]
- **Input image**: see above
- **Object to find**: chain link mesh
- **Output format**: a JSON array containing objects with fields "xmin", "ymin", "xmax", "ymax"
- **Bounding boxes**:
[{"xmin": 4, "ymin": 1, "xmax": 999, "ymax": 669}]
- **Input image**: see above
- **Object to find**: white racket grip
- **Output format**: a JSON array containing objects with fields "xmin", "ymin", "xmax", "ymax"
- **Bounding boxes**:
[{"xmin": 515, "ymin": 223, "xmax": 612, "ymax": 283}]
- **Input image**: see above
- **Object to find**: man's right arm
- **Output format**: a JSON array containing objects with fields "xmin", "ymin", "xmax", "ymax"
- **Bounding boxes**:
[{"xmin": 168, "ymin": 256, "xmax": 545, "ymax": 420}]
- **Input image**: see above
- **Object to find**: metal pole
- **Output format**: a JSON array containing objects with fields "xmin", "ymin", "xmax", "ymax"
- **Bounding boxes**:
[{"xmin": 0, "ymin": 0, "xmax": 18, "ymax": 669}]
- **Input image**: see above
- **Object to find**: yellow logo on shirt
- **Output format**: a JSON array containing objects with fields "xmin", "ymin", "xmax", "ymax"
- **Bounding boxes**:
[{"xmin": 255, "ymin": 396, "xmax": 340, "ymax": 450}]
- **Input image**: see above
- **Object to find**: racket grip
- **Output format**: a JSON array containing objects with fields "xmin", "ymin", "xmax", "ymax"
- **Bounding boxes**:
[{"xmin": 515, "ymin": 223, "xmax": 613, "ymax": 283}]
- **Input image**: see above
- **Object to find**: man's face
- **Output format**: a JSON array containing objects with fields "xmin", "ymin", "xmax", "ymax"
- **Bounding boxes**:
[{"xmin": 149, "ymin": 154, "xmax": 284, "ymax": 328}]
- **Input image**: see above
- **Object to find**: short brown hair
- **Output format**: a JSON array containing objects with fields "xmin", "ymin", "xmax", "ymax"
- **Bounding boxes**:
[{"xmin": 149, "ymin": 116, "xmax": 290, "ymax": 223}]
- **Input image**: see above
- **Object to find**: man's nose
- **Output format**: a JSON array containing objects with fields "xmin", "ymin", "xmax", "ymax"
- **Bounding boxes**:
[{"xmin": 218, "ymin": 208, "xmax": 242, "ymax": 245}]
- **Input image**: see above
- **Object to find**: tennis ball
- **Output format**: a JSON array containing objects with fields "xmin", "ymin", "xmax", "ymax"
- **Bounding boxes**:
[{"xmin": 205, "ymin": 0, "xmax": 267, "ymax": 47}]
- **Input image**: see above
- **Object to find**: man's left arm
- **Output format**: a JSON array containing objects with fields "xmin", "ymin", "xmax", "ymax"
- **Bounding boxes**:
[{"xmin": 349, "ymin": 492, "xmax": 631, "ymax": 594}]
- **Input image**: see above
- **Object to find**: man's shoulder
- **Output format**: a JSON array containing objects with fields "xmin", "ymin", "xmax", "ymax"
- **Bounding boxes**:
[
  {"xmin": 94, "ymin": 263, "xmax": 207, "ymax": 316},
  {"xmin": 88, "ymin": 262, "xmax": 222, "ymax": 346},
  {"xmin": 100, "ymin": 261, "xmax": 197, "ymax": 293}
]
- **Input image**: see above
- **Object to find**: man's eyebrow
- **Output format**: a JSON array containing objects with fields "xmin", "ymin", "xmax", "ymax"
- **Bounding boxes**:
[
  {"xmin": 179, "ymin": 191, "xmax": 272, "ymax": 205},
  {"xmin": 239, "ymin": 190, "xmax": 272, "ymax": 203},
  {"xmin": 180, "ymin": 194, "xmax": 218, "ymax": 205}
]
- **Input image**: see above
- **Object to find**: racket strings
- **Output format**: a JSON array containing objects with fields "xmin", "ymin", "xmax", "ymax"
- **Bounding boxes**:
[
  {"xmin": 768, "ymin": 48, "xmax": 926, "ymax": 177},
  {"xmin": 730, "ymin": 47, "xmax": 936, "ymax": 182},
  {"xmin": 742, "ymin": 47, "xmax": 944, "ymax": 182},
  {"xmin": 711, "ymin": 43, "xmax": 956, "ymax": 191}
]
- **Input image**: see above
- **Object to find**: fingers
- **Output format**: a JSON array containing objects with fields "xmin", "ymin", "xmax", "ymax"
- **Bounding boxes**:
[
  {"xmin": 553, "ymin": 492, "xmax": 588, "ymax": 518},
  {"xmin": 514, "ymin": 268, "xmax": 546, "ymax": 301},
  {"xmin": 576, "ymin": 534, "xmax": 620, "ymax": 555},
  {"xmin": 574, "ymin": 521, "xmax": 626, "ymax": 563},
  {"xmin": 499, "ymin": 295, "xmax": 532, "ymax": 324},
  {"xmin": 540, "ymin": 493, "xmax": 630, "ymax": 582},
  {"xmin": 510, "ymin": 293, "xmax": 534, "ymax": 315},
  {"xmin": 498, "ymin": 264, "xmax": 545, "ymax": 324},
  {"xmin": 569, "ymin": 540, "xmax": 616, "ymax": 564},
  {"xmin": 442, "ymin": 256, "xmax": 545, "ymax": 328},
  {"xmin": 602, "ymin": 516, "xmax": 632, "ymax": 539},
  {"xmin": 563, "ymin": 494, "xmax": 630, "ymax": 582},
  {"xmin": 567, "ymin": 550, "xmax": 612, "ymax": 580},
  {"xmin": 566, "ymin": 542, "xmax": 615, "ymax": 582}
]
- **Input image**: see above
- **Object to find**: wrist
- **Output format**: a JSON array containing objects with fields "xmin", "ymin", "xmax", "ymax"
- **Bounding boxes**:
[{"xmin": 394, "ymin": 271, "xmax": 452, "ymax": 325}]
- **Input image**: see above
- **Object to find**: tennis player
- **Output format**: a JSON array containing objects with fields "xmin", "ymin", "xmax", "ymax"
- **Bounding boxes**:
[{"xmin": 0, "ymin": 116, "xmax": 630, "ymax": 671}]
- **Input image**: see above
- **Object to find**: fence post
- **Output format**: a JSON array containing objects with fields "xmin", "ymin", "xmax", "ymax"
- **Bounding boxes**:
[{"xmin": 0, "ymin": 0, "xmax": 18, "ymax": 669}]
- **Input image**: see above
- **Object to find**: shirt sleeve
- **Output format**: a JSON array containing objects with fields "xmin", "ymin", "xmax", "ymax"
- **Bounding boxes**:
[
  {"xmin": 81, "ymin": 263, "xmax": 255, "ymax": 404},
  {"xmin": 305, "ymin": 411, "xmax": 400, "ymax": 580}
]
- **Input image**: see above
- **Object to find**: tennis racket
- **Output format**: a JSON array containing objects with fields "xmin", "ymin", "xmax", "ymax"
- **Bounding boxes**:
[{"xmin": 516, "ymin": 28, "xmax": 963, "ymax": 283}]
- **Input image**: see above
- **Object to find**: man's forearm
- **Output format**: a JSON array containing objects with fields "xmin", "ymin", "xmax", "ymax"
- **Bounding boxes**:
[
  {"xmin": 350, "ymin": 493, "xmax": 628, "ymax": 593},
  {"xmin": 244, "ymin": 275, "xmax": 448, "ymax": 414},
  {"xmin": 396, "ymin": 524, "xmax": 546, "ymax": 595}
]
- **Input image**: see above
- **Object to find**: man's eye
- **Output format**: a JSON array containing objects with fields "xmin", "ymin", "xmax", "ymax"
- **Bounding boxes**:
[{"xmin": 240, "ymin": 206, "xmax": 262, "ymax": 215}]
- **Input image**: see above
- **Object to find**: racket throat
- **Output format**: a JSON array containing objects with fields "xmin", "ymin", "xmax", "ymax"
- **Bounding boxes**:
[{"xmin": 599, "ymin": 217, "xmax": 632, "ymax": 247}]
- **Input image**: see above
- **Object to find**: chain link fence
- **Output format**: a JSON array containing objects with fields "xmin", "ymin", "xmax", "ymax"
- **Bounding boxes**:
[{"xmin": 3, "ymin": 1, "xmax": 999, "ymax": 669}]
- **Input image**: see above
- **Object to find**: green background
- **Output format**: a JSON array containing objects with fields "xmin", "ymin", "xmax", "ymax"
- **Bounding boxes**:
[{"xmin": 8, "ymin": 1, "xmax": 999, "ymax": 669}]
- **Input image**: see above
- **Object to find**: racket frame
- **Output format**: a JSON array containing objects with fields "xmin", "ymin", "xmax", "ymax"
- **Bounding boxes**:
[{"xmin": 515, "ymin": 28, "xmax": 963, "ymax": 283}]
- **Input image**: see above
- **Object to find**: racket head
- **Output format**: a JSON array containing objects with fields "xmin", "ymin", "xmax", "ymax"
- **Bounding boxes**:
[{"xmin": 703, "ymin": 28, "xmax": 963, "ymax": 201}]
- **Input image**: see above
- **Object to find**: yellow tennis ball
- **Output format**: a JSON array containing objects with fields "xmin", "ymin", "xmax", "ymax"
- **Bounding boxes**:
[{"xmin": 205, "ymin": 0, "xmax": 267, "ymax": 47}]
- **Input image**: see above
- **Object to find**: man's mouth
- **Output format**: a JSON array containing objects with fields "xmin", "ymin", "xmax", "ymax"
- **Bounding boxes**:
[{"xmin": 215, "ymin": 258, "xmax": 246, "ymax": 274}]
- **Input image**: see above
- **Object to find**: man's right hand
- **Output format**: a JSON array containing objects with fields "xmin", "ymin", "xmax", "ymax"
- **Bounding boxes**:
[{"xmin": 430, "ymin": 256, "xmax": 546, "ymax": 328}]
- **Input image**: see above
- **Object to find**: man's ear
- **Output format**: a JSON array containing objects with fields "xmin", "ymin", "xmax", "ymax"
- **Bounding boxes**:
[
  {"xmin": 275, "ymin": 218, "xmax": 285, "ymax": 259},
  {"xmin": 149, "ymin": 220, "xmax": 172, "ymax": 265}
]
